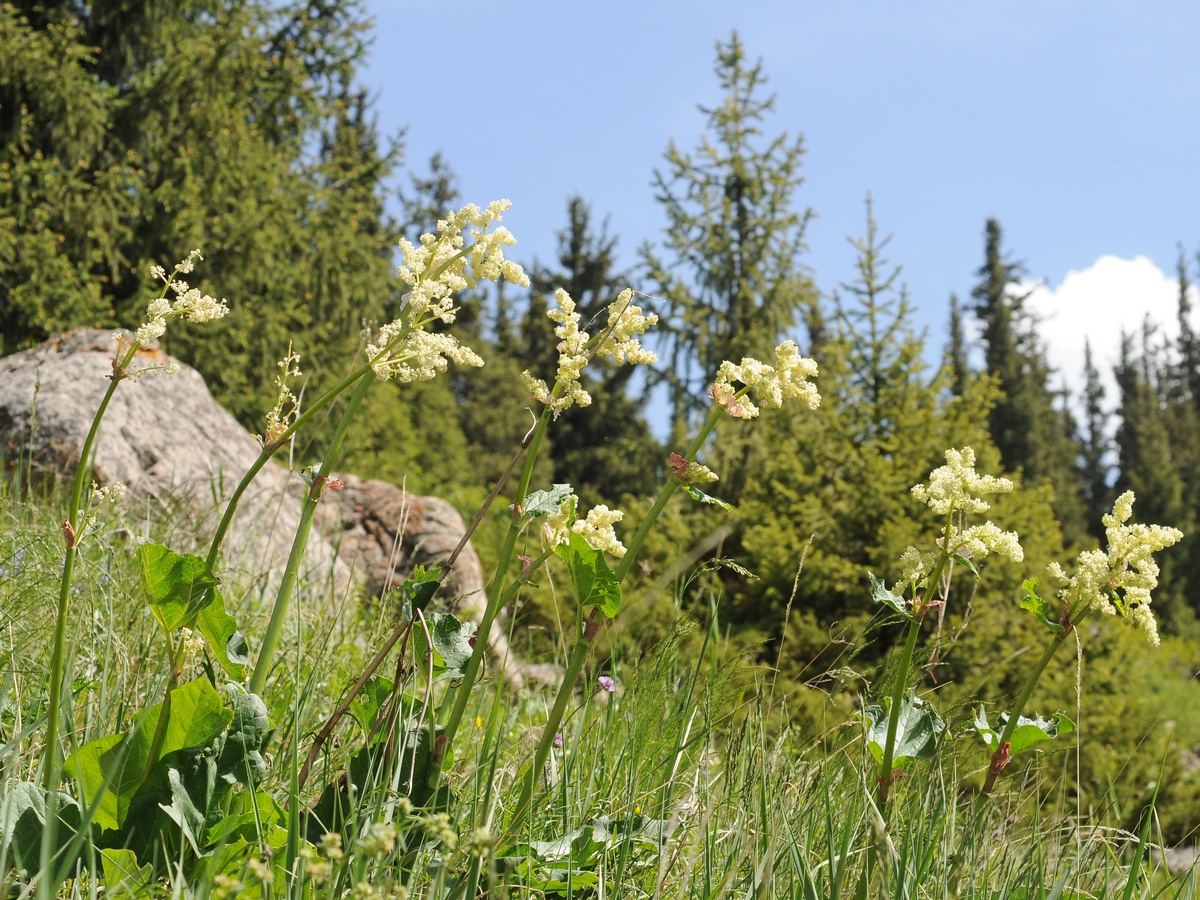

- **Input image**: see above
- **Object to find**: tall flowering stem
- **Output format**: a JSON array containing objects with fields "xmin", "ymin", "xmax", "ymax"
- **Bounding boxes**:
[
  {"xmin": 438, "ymin": 287, "xmax": 659, "ymax": 766},
  {"xmin": 248, "ymin": 372, "xmax": 374, "ymax": 695},
  {"xmin": 504, "ymin": 339, "xmax": 824, "ymax": 838},
  {"xmin": 980, "ymin": 631, "xmax": 1070, "ymax": 794},
  {"xmin": 43, "ymin": 252, "xmax": 227, "ymax": 791},
  {"xmin": 877, "ymin": 448, "xmax": 1022, "ymax": 810},
  {"xmin": 876, "ymin": 555, "xmax": 946, "ymax": 809},
  {"xmin": 981, "ymin": 491, "xmax": 1180, "ymax": 795},
  {"xmin": 437, "ymin": 406, "xmax": 554, "ymax": 761},
  {"xmin": 503, "ymin": 407, "xmax": 726, "ymax": 839}
]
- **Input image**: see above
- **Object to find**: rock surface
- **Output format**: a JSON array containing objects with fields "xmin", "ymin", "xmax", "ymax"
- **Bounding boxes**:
[
  {"xmin": 0, "ymin": 329, "xmax": 349, "ymax": 594},
  {"xmin": 0, "ymin": 329, "xmax": 534, "ymax": 680},
  {"xmin": 316, "ymin": 474, "xmax": 546, "ymax": 685}
]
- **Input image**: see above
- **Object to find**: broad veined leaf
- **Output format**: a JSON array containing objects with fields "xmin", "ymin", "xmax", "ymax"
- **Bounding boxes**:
[
  {"xmin": 975, "ymin": 706, "xmax": 1076, "ymax": 756},
  {"xmin": 868, "ymin": 572, "xmax": 911, "ymax": 620},
  {"xmin": 195, "ymin": 586, "xmax": 249, "ymax": 679},
  {"xmin": 1019, "ymin": 577, "xmax": 1066, "ymax": 635},
  {"xmin": 555, "ymin": 531, "xmax": 622, "ymax": 618},
  {"xmin": 862, "ymin": 693, "xmax": 944, "ymax": 765},
  {"xmin": 396, "ymin": 565, "xmax": 441, "ymax": 617},
  {"xmin": 412, "ymin": 612, "xmax": 476, "ymax": 681},
  {"xmin": 523, "ymin": 484, "xmax": 575, "ymax": 518},
  {"xmin": 99, "ymin": 848, "xmax": 154, "ymax": 896},
  {"xmin": 137, "ymin": 542, "xmax": 219, "ymax": 633},
  {"xmin": 64, "ymin": 678, "xmax": 231, "ymax": 831},
  {"xmin": 0, "ymin": 782, "xmax": 86, "ymax": 874}
]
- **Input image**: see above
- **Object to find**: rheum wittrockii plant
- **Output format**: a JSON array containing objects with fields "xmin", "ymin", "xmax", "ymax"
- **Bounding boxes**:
[
  {"xmin": 864, "ymin": 447, "xmax": 1025, "ymax": 809},
  {"xmin": 860, "ymin": 448, "xmax": 1183, "ymax": 810},
  {"xmin": 439, "ymin": 319, "xmax": 823, "ymax": 848},
  {"xmin": 978, "ymin": 490, "xmax": 1182, "ymax": 794}
]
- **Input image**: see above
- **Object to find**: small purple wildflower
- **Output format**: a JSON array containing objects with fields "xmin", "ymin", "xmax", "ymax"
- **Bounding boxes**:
[
  {"xmin": 597, "ymin": 675, "xmax": 616, "ymax": 693},
  {"xmin": 553, "ymin": 732, "xmax": 564, "ymax": 748}
]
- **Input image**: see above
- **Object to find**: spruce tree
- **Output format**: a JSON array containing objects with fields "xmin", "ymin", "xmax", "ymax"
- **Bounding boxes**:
[
  {"xmin": 2, "ymin": 0, "xmax": 403, "ymax": 429},
  {"xmin": 640, "ymin": 30, "xmax": 816, "ymax": 443},
  {"xmin": 969, "ymin": 218, "xmax": 1088, "ymax": 545},
  {"xmin": 1080, "ymin": 339, "xmax": 1111, "ymax": 533},
  {"xmin": 946, "ymin": 293, "xmax": 970, "ymax": 396}
]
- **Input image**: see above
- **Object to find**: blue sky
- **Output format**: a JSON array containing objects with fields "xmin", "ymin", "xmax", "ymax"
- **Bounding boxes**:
[{"xmin": 360, "ymin": 1, "xmax": 1200, "ymax": 393}]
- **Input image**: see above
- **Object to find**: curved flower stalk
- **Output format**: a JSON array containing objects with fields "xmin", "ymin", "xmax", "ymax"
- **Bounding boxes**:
[
  {"xmin": 439, "ymin": 287, "xmax": 660, "ymax": 765},
  {"xmin": 873, "ymin": 447, "xmax": 1022, "ymax": 808},
  {"xmin": 248, "ymin": 202, "xmax": 529, "ymax": 695},
  {"xmin": 981, "ymin": 491, "xmax": 1181, "ymax": 794},
  {"xmin": 43, "ymin": 251, "xmax": 229, "ymax": 784},
  {"xmin": 498, "ymin": 340, "xmax": 821, "ymax": 839}
]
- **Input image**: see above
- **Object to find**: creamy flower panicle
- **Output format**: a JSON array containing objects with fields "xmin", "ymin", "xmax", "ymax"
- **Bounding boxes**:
[
  {"xmin": 911, "ymin": 447, "xmax": 1013, "ymax": 516},
  {"xmin": 897, "ymin": 447, "xmax": 1023, "ymax": 592},
  {"xmin": 709, "ymin": 341, "xmax": 820, "ymax": 419},
  {"xmin": 522, "ymin": 287, "xmax": 658, "ymax": 415},
  {"xmin": 541, "ymin": 494, "xmax": 627, "ymax": 559},
  {"xmin": 133, "ymin": 250, "xmax": 229, "ymax": 348},
  {"xmin": 1048, "ymin": 491, "xmax": 1182, "ymax": 645},
  {"xmin": 367, "ymin": 201, "xmax": 528, "ymax": 381},
  {"xmin": 572, "ymin": 504, "xmax": 626, "ymax": 558}
]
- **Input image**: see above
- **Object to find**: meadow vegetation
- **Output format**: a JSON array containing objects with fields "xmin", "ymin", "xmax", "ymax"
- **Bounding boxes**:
[{"xmin": 3, "ymin": 3, "xmax": 1200, "ymax": 896}]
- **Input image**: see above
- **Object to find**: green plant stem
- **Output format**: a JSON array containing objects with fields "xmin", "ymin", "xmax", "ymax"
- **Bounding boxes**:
[
  {"xmin": 42, "ymin": 343, "xmax": 137, "ymax": 790},
  {"xmin": 876, "ymin": 541, "xmax": 953, "ymax": 810},
  {"xmin": 505, "ymin": 608, "xmax": 598, "ymax": 839},
  {"xmin": 876, "ymin": 610, "xmax": 926, "ymax": 809},
  {"xmin": 437, "ymin": 408, "xmax": 553, "ymax": 760},
  {"xmin": 140, "ymin": 632, "xmax": 186, "ymax": 783},
  {"xmin": 981, "ymin": 616, "xmax": 1078, "ymax": 794},
  {"xmin": 249, "ymin": 371, "xmax": 374, "ymax": 695}
]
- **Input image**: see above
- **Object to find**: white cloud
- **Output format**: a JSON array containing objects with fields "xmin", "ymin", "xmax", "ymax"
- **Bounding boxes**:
[{"xmin": 1022, "ymin": 255, "xmax": 1194, "ymax": 412}]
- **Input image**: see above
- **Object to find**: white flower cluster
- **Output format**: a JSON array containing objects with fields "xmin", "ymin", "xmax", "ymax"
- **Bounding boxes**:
[
  {"xmin": 709, "ymin": 341, "xmax": 821, "ymax": 419},
  {"xmin": 541, "ymin": 494, "xmax": 627, "ymax": 558},
  {"xmin": 895, "ymin": 448, "xmax": 1023, "ymax": 592},
  {"xmin": 523, "ymin": 287, "xmax": 659, "ymax": 415},
  {"xmin": 366, "ymin": 201, "xmax": 528, "ymax": 381},
  {"xmin": 396, "ymin": 201, "xmax": 527, "ymax": 322},
  {"xmin": 911, "ymin": 447, "xmax": 1013, "ymax": 516},
  {"xmin": 943, "ymin": 522, "xmax": 1024, "ymax": 565},
  {"xmin": 594, "ymin": 289, "xmax": 658, "ymax": 365},
  {"xmin": 1048, "ymin": 491, "xmax": 1182, "ymax": 645},
  {"xmin": 136, "ymin": 250, "xmax": 229, "ymax": 345},
  {"xmin": 262, "ymin": 344, "xmax": 302, "ymax": 446},
  {"xmin": 572, "ymin": 504, "xmax": 627, "ymax": 558},
  {"xmin": 369, "ymin": 327, "xmax": 485, "ymax": 383},
  {"xmin": 522, "ymin": 288, "xmax": 591, "ymax": 412}
]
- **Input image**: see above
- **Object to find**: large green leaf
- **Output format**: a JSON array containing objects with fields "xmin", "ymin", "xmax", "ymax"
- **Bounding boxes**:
[
  {"xmin": 862, "ymin": 693, "xmax": 944, "ymax": 765},
  {"xmin": 215, "ymin": 685, "xmax": 271, "ymax": 785},
  {"xmin": 100, "ymin": 848, "xmax": 155, "ymax": 897},
  {"xmin": 975, "ymin": 706, "xmax": 1076, "ymax": 756},
  {"xmin": 137, "ymin": 542, "xmax": 219, "ymax": 633},
  {"xmin": 395, "ymin": 565, "xmax": 441, "ymax": 616},
  {"xmin": 195, "ymin": 587, "xmax": 249, "ymax": 679},
  {"xmin": 0, "ymin": 782, "xmax": 86, "ymax": 874},
  {"xmin": 523, "ymin": 484, "xmax": 575, "ymax": 518},
  {"xmin": 555, "ymin": 531, "xmax": 622, "ymax": 618},
  {"xmin": 868, "ymin": 572, "xmax": 911, "ymax": 619},
  {"xmin": 64, "ymin": 678, "xmax": 231, "ymax": 831},
  {"xmin": 412, "ymin": 612, "xmax": 476, "ymax": 682}
]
